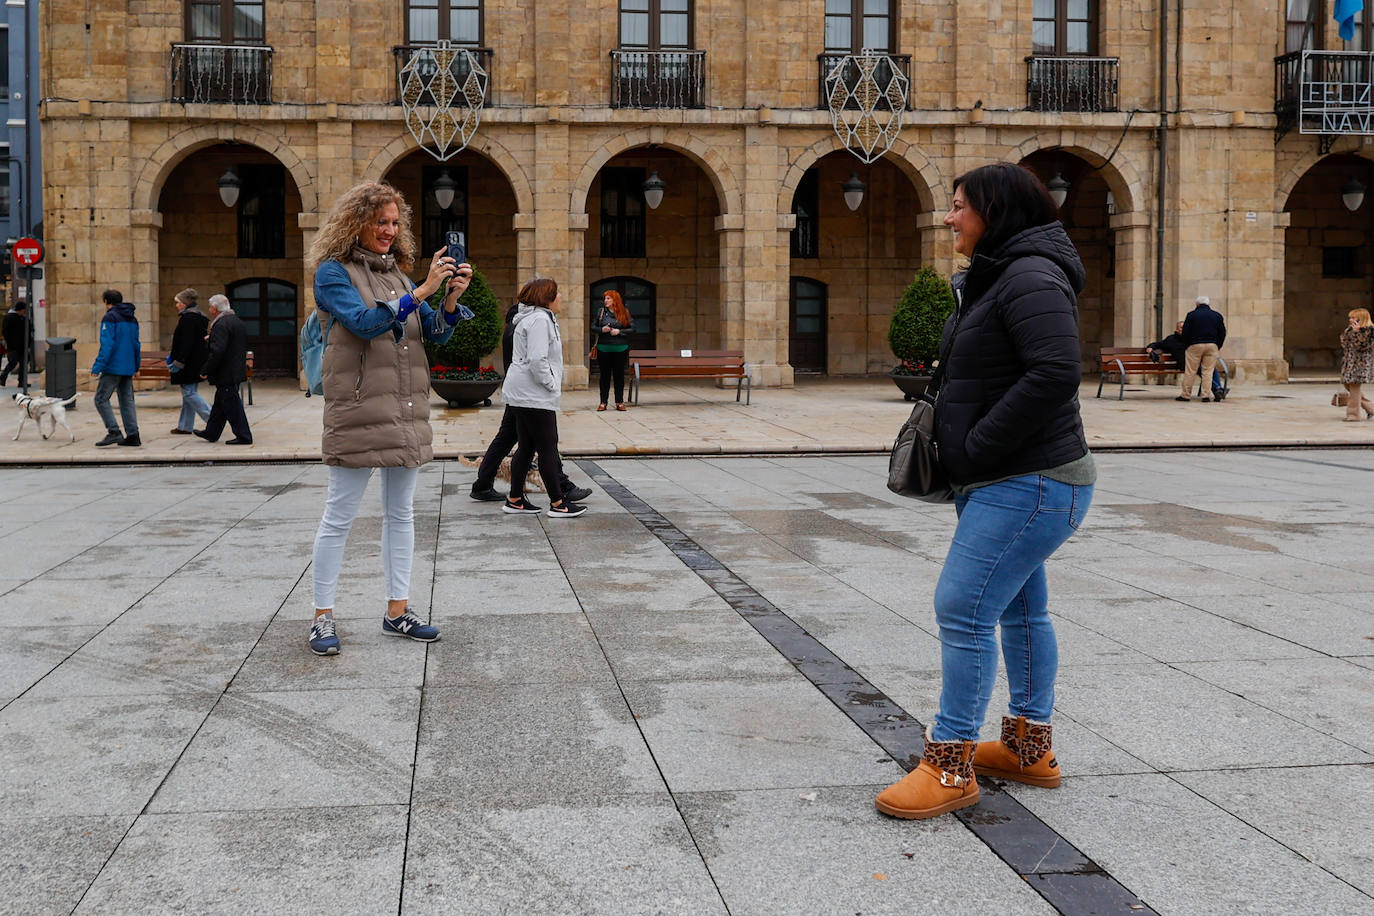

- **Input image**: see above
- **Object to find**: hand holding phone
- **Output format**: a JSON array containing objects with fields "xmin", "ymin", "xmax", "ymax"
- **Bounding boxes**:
[{"xmin": 445, "ymin": 231, "xmax": 467, "ymax": 268}]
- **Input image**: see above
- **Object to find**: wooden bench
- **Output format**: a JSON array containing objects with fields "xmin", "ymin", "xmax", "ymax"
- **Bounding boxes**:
[
  {"xmin": 628, "ymin": 349, "xmax": 752, "ymax": 405},
  {"xmin": 135, "ymin": 350, "xmax": 254, "ymax": 405},
  {"xmin": 1096, "ymin": 347, "xmax": 1229, "ymax": 401}
]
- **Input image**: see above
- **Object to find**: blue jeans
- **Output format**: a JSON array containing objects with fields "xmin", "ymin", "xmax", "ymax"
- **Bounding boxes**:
[
  {"xmin": 93, "ymin": 374, "xmax": 138, "ymax": 436},
  {"xmin": 178, "ymin": 382, "xmax": 211, "ymax": 431},
  {"xmin": 931, "ymin": 475, "xmax": 1092, "ymax": 743},
  {"xmin": 312, "ymin": 466, "xmax": 420, "ymax": 609}
]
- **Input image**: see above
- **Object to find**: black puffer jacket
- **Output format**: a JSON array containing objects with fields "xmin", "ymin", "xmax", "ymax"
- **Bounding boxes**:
[{"xmin": 934, "ymin": 223, "xmax": 1089, "ymax": 486}]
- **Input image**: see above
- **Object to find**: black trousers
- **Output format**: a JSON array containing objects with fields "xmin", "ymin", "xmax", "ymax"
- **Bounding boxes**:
[
  {"xmin": 204, "ymin": 383, "xmax": 252, "ymax": 442},
  {"xmin": 508, "ymin": 406, "xmax": 564, "ymax": 503},
  {"xmin": 475, "ymin": 405, "xmax": 574, "ymax": 493},
  {"xmin": 597, "ymin": 348, "xmax": 629, "ymax": 405},
  {"xmin": 0, "ymin": 347, "xmax": 27, "ymax": 387}
]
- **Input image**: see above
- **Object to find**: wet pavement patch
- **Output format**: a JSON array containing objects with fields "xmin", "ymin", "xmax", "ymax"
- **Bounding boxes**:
[{"xmin": 581, "ymin": 459, "xmax": 1159, "ymax": 916}]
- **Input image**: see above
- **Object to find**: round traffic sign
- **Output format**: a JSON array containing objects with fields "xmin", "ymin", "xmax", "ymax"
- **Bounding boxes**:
[{"xmin": 12, "ymin": 237, "xmax": 43, "ymax": 267}]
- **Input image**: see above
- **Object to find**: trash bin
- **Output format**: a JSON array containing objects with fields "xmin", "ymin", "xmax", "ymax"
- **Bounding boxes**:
[{"xmin": 45, "ymin": 337, "xmax": 78, "ymax": 401}]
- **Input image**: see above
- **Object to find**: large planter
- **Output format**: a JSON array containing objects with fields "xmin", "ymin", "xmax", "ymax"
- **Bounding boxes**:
[
  {"xmin": 430, "ymin": 377, "xmax": 501, "ymax": 408},
  {"xmin": 889, "ymin": 370, "xmax": 932, "ymax": 401}
]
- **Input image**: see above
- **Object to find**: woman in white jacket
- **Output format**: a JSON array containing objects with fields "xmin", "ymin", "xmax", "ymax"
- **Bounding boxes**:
[{"xmin": 500, "ymin": 277, "xmax": 587, "ymax": 518}]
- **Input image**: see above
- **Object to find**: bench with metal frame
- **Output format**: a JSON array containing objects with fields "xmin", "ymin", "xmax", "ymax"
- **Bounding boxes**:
[
  {"xmin": 627, "ymin": 349, "xmax": 751, "ymax": 405},
  {"xmin": 1096, "ymin": 346, "xmax": 1228, "ymax": 401}
]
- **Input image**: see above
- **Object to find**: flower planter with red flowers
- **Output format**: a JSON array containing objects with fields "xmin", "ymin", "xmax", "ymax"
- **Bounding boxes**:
[{"xmin": 430, "ymin": 365, "xmax": 502, "ymax": 408}]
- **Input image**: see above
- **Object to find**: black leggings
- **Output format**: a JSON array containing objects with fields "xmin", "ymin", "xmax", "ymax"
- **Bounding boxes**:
[
  {"xmin": 509, "ymin": 406, "xmax": 564, "ymax": 503},
  {"xmin": 597, "ymin": 348, "xmax": 629, "ymax": 405}
]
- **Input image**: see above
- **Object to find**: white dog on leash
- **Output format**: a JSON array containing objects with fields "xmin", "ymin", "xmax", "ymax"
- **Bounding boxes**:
[{"xmin": 12, "ymin": 392, "xmax": 78, "ymax": 442}]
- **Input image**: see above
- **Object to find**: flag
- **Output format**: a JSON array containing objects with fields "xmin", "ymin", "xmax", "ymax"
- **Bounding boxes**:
[{"xmin": 1335, "ymin": 0, "xmax": 1364, "ymax": 42}]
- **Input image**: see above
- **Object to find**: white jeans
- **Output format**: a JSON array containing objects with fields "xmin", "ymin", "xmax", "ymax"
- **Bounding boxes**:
[{"xmin": 312, "ymin": 465, "xmax": 420, "ymax": 610}]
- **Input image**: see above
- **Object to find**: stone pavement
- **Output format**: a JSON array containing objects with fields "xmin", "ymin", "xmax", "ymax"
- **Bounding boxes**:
[
  {"xmin": 3, "ymin": 375, "xmax": 1373, "ymax": 464},
  {"xmin": 2, "ymin": 451, "xmax": 1372, "ymax": 914}
]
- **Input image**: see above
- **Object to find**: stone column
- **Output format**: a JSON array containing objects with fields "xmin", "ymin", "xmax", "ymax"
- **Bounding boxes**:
[
  {"xmin": 1110, "ymin": 212, "xmax": 1153, "ymax": 349},
  {"xmin": 531, "ymin": 121, "xmax": 582, "ymax": 387},
  {"xmin": 564, "ymin": 211, "xmax": 589, "ymax": 390},
  {"xmin": 1272, "ymin": 210, "xmax": 1292, "ymax": 382},
  {"xmin": 739, "ymin": 123, "xmax": 792, "ymax": 388},
  {"xmin": 128, "ymin": 210, "xmax": 163, "ymax": 348},
  {"xmin": 916, "ymin": 211, "xmax": 951, "ymax": 271}
]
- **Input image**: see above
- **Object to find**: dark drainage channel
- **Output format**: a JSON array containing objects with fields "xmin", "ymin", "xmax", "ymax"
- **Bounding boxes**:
[{"xmin": 580, "ymin": 460, "xmax": 1156, "ymax": 916}]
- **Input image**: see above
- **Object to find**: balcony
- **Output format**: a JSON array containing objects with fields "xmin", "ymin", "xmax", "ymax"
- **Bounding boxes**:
[
  {"xmin": 393, "ymin": 45, "xmax": 493, "ymax": 106},
  {"xmin": 816, "ymin": 53, "xmax": 912, "ymax": 111},
  {"xmin": 1276, "ymin": 50, "xmax": 1374, "ymax": 145},
  {"xmin": 610, "ymin": 50, "xmax": 705, "ymax": 109},
  {"xmin": 170, "ymin": 43, "xmax": 272, "ymax": 104},
  {"xmin": 1025, "ymin": 57, "xmax": 1119, "ymax": 113}
]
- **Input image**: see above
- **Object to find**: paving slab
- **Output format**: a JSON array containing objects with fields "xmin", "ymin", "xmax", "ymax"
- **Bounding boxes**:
[
  {"xmin": 0, "ymin": 815, "xmax": 135, "ymax": 916},
  {"xmin": 424, "ymin": 612, "xmax": 615, "ymax": 687},
  {"xmin": 72, "ymin": 807, "xmax": 407, "ymax": 915},
  {"xmin": 403, "ymin": 796, "xmax": 722, "ymax": 915}
]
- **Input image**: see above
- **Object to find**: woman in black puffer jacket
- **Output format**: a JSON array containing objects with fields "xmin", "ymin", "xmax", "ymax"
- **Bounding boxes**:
[{"xmin": 877, "ymin": 162, "xmax": 1096, "ymax": 821}]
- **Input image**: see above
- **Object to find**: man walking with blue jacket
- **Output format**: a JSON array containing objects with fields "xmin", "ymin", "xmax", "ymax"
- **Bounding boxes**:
[
  {"xmin": 91, "ymin": 289, "xmax": 142, "ymax": 446},
  {"xmin": 1177, "ymin": 295, "xmax": 1227, "ymax": 403}
]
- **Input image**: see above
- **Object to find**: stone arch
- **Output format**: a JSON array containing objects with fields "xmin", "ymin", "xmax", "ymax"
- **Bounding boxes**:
[
  {"xmin": 134, "ymin": 124, "xmax": 317, "ymax": 213},
  {"xmin": 571, "ymin": 128, "xmax": 742, "ymax": 216},
  {"xmin": 363, "ymin": 134, "xmax": 535, "ymax": 216},
  {"xmin": 1275, "ymin": 140, "xmax": 1374, "ymax": 210},
  {"xmin": 1006, "ymin": 135, "xmax": 1143, "ymax": 215},
  {"xmin": 778, "ymin": 135, "xmax": 944, "ymax": 215}
]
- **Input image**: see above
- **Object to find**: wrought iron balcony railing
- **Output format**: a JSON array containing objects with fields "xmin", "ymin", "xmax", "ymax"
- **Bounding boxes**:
[
  {"xmin": 170, "ymin": 43, "xmax": 272, "ymax": 104},
  {"xmin": 393, "ymin": 45, "xmax": 493, "ymax": 105},
  {"xmin": 610, "ymin": 49, "xmax": 705, "ymax": 109},
  {"xmin": 1025, "ymin": 56, "xmax": 1119, "ymax": 113},
  {"xmin": 817, "ymin": 53, "xmax": 912, "ymax": 111},
  {"xmin": 1276, "ymin": 50, "xmax": 1374, "ymax": 143}
]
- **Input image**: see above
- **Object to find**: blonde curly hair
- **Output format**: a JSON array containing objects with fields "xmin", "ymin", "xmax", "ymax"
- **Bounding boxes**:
[{"xmin": 308, "ymin": 181, "xmax": 419, "ymax": 271}]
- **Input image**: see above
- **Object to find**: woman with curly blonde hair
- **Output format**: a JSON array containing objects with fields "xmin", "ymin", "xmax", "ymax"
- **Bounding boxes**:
[
  {"xmin": 305, "ymin": 181, "xmax": 473, "ymax": 657},
  {"xmin": 1340, "ymin": 307, "xmax": 1374, "ymax": 421}
]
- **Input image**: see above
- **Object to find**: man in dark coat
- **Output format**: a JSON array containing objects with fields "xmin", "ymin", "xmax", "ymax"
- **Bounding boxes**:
[
  {"xmin": 1178, "ymin": 296, "xmax": 1227, "ymax": 402},
  {"xmin": 0, "ymin": 300, "xmax": 32, "ymax": 388},
  {"xmin": 195, "ymin": 293, "xmax": 253, "ymax": 445},
  {"xmin": 168, "ymin": 288, "xmax": 211, "ymax": 434}
]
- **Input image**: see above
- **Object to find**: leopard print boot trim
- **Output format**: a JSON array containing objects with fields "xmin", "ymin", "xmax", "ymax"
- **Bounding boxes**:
[
  {"xmin": 1001, "ymin": 716, "xmax": 1054, "ymax": 768},
  {"xmin": 922, "ymin": 738, "xmax": 975, "ymax": 785}
]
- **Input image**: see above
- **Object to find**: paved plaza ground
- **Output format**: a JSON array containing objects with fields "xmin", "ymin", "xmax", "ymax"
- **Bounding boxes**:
[{"xmin": 1, "ymin": 448, "xmax": 1372, "ymax": 915}]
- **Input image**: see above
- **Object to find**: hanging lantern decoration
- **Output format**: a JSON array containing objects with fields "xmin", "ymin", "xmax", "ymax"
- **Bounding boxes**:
[
  {"xmin": 825, "ymin": 52, "xmax": 910, "ymax": 165},
  {"xmin": 399, "ymin": 41, "xmax": 488, "ymax": 162}
]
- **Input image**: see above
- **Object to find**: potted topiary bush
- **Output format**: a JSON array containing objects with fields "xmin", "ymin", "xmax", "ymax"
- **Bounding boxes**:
[
  {"xmin": 424, "ymin": 267, "xmax": 505, "ymax": 408},
  {"xmin": 888, "ymin": 265, "xmax": 955, "ymax": 400}
]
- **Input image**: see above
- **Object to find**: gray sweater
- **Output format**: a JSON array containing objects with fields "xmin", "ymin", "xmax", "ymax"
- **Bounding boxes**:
[{"xmin": 501, "ymin": 305, "xmax": 563, "ymax": 410}]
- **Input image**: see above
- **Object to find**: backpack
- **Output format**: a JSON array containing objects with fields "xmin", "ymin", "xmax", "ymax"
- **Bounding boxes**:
[{"xmin": 299, "ymin": 309, "xmax": 334, "ymax": 397}]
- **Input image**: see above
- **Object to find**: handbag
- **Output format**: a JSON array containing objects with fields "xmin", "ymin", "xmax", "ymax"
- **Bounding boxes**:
[
  {"xmin": 887, "ymin": 390, "xmax": 954, "ymax": 502},
  {"xmin": 1333, "ymin": 391, "xmax": 1350, "ymax": 407},
  {"xmin": 588, "ymin": 344, "xmax": 598, "ymax": 360}
]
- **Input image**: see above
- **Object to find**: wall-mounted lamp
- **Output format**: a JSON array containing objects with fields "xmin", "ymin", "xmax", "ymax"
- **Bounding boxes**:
[
  {"xmin": 642, "ymin": 171, "xmax": 667, "ymax": 210},
  {"xmin": 1341, "ymin": 176, "xmax": 1366, "ymax": 212},
  {"xmin": 841, "ymin": 172, "xmax": 866, "ymax": 211},
  {"xmin": 1047, "ymin": 171, "xmax": 1070, "ymax": 209},
  {"xmin": 433, "ymin": 169, "xmax": 458, "ymax": 211},
  {"xmin": 216, "ymin": 168, "xmax": 242, "ymax": 208}
]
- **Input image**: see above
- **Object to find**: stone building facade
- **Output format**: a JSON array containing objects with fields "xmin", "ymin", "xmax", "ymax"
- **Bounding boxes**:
[{"xmin": 37, "ymin": 1, "xmax": 1374, "ymax": 387}]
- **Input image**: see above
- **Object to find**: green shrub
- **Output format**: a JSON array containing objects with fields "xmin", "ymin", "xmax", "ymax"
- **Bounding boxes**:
[
  {"xmin": 423, "ymin": 267, "xmax": 504, "ymax": 372},
  {"xmin": 888, "ymin": 265, "xmax": 955, "ymax": 372}
]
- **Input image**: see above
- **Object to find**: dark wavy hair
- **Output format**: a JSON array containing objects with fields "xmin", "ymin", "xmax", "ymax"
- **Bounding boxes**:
[
  {"xmin": 953, "ymin": 162, "xmax": 1059, "ymax": 257},
  {"xmin": 517, "ymin": 277, "xmax": 559, "ymax": 310}
]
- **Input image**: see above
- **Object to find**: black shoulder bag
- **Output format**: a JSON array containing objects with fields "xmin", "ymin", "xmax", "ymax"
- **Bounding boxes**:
[{"xmin": 887, "ymin": 293, "xmax": 968, "ymax": 503}]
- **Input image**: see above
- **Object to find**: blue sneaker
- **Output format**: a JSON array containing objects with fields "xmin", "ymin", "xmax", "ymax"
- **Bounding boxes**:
[
  {"xmin": 308, "ymin": 615, "xmax": 340, "ymax": 656},
  {"xmin": 382, "ymin": 611, "xmax": 440, "ymax": 642}
]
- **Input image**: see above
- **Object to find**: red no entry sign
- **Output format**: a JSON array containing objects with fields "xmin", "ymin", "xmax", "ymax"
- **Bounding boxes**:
[{"xmin": 11, "ymin": 237, "xmax": 43, "ymax": 267}]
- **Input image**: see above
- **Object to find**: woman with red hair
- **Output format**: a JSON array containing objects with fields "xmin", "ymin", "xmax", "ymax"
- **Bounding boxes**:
[{"xmin": 594, "ymin": 290, "xmax": 633, "ymax": 411}]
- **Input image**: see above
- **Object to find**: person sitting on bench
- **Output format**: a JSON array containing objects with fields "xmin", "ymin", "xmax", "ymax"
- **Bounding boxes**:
[{"xmin": 1146, "ymin": 319, "xmax": 1224, "ymax": 401}]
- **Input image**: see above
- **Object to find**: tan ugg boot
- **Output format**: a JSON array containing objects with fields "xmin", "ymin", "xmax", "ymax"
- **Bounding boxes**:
[
  {"xmin": 874, "ymin": 734, "xmax": 979, "ymax": 819},
  {"xmin": 972, "ymin": 716, "xmax": 1060, "ymax": 788}
]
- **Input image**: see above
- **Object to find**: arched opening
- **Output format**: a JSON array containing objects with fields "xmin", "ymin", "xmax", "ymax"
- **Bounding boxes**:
[
  {"xmin": 1020, "ymin": 150, "xmax": 1115, "ymax": 370},
  {"xmin": 382, "ymin": 148, "xmax": 520, "ymax": 307},
  {"xmin": 226, "ymin": 278, "xmax": 297, "ymax": 377},
  {"xmin": 584, "ymin": 148, "xmax": 721, "ymax": 362},
  {"xmin": 156, "ymin": 143, "xmax": 304, "ymax": 375},
  {"xmin": 1282, "ymin": 153, "xmax": 1374, "ymax": 373},
  {"xmin": 789, "ymin": 277, "xmax": 828, "ymax": 373},
  {"xmin": 787, "ymin": 150, "xmax": 924, "ymax": 374},
  {"xmin": 590, "ymin": 276, "xmax": 656, "ymax": 355}
]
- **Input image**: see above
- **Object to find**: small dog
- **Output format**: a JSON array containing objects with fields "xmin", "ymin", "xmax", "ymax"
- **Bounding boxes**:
[
  {"xmin": 12, "ymin": 392, "xmax": 78, "ymax": 443},
  {"xmin": 458, "ymin": 454, "xmax": 545, "ymax": 493}
]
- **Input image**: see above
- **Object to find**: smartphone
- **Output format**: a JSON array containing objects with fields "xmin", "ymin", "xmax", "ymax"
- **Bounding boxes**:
[{"xmin": 445, "ymin": 230, "xmax": 467, "ymax": 267}]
